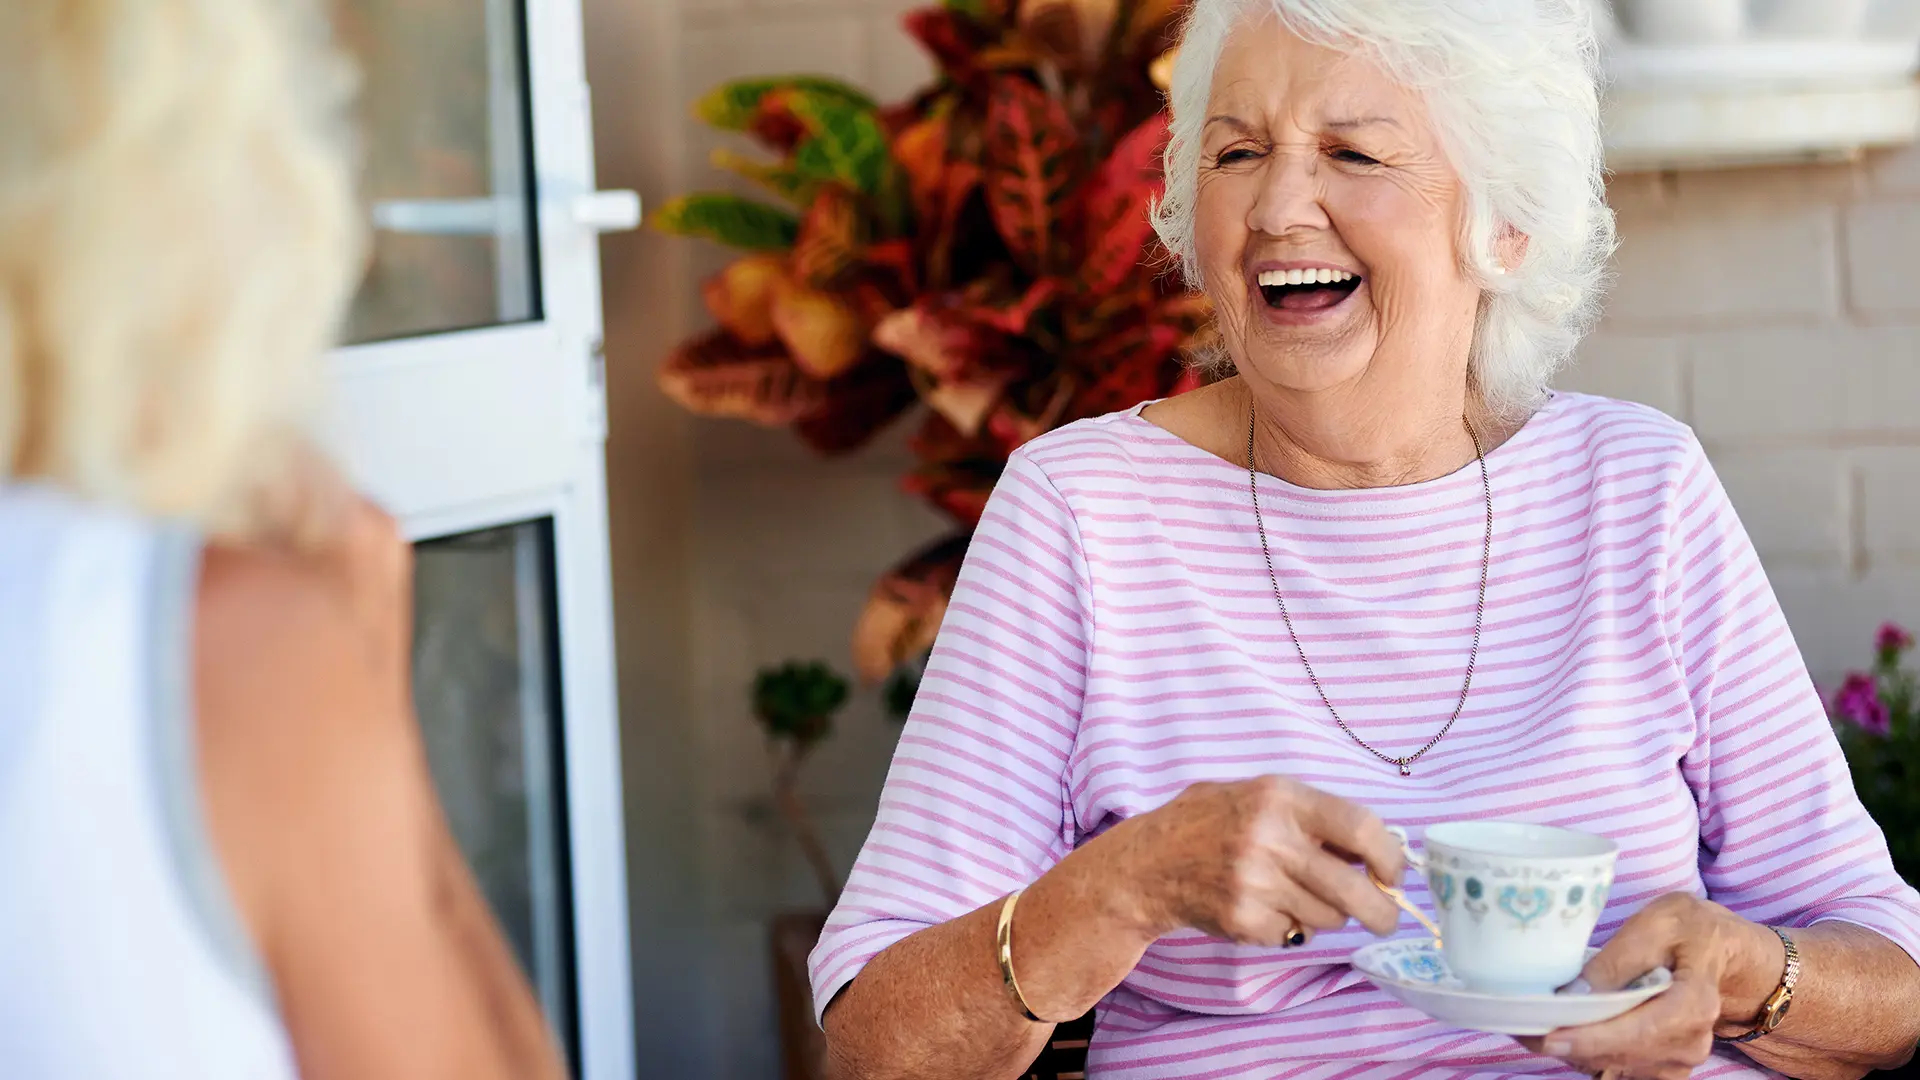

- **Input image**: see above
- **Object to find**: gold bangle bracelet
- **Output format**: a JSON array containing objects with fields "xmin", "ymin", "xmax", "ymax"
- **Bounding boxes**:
[{"xmin": 996, "ymin": 890, "xmax": 1049, "ymax": 1023}]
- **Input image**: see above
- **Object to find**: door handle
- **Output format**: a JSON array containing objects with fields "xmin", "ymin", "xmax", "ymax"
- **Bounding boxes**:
[
  {"xmin": 368, "ymin": 191, "xmax": 640, "ymax": 235},
  {"xmin": 571, "ymin": 190, "xmax": 641, "ymax": 232}
]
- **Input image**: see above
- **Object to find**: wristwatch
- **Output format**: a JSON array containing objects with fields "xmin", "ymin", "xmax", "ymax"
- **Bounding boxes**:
[{"xmin": 1724, "ymin": 927, "xmax": 1800, "ymax": 1044}]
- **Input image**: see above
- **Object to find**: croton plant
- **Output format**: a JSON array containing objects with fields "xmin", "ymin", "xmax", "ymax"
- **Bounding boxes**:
[{"xmin": 652, "ymin": 0, "xmax": 1209, "ymax": 686}]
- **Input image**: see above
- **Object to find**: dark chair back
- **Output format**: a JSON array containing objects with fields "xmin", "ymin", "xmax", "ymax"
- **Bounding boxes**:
[{"xmin": 1021, "ymin": 1011, "xmax": 1094, "ymax": 1080}]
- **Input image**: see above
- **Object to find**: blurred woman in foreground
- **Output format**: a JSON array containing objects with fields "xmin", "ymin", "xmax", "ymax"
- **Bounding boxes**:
[{"xmin": 0, "ymin": 2, "xmax": 567, "ymax": 1077}]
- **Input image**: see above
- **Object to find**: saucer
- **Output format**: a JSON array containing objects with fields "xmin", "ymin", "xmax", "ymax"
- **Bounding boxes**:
[{"xmin": 1350, "ymin": 939, "xmax": 1671, "ymax": 1036}]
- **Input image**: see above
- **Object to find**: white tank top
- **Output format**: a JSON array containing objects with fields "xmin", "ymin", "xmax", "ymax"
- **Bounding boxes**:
[{"xmin": 0, "ymin": 485, "xmax": 299, "ymax": 1079}]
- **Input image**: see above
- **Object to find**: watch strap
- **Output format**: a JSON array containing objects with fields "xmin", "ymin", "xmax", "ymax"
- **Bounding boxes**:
[{"xmin": 1724, "ymin": 927, "xmax": 1799, "ymax": 1044}]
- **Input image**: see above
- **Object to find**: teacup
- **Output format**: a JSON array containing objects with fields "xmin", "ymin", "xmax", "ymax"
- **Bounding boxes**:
[{"xmin": 1376, "ymin": 822, "xmax": 1617, "ymax": 996}]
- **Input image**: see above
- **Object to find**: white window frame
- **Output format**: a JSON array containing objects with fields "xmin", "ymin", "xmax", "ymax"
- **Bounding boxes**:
[{"xmin": 315, "ymin": 0, "xmax": 634, "ymax": 1075}]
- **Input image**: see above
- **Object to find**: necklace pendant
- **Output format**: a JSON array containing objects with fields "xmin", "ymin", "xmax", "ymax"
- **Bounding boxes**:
[{"xmin": 1398, "ymin": 762, "xmax": 1412, "ymax": 777}]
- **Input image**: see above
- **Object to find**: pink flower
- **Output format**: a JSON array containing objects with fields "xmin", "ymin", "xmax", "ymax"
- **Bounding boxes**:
[
  {"xmin": 1875, "ymin": 622, "xmax": 1916, "ymax": 656},
  {"xmin": 1835, "ymin": 672, "xmax": 1892, "ymax": 736}
]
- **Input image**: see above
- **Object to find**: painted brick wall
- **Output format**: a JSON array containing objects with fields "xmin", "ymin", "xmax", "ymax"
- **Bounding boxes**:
[
  {"xmin": 1564, "ymin": 165, "xmax": 1920, "ymax": 678},
  {"xmin": 598, "ymin": 2, "xmax": 1920, "ymax": 1073}
]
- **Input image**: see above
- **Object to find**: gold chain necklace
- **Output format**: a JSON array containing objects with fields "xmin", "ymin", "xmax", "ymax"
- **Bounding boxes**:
[{"xmin": 1246, "ymin": 405, "xmax": 1493, "ymax": 776}]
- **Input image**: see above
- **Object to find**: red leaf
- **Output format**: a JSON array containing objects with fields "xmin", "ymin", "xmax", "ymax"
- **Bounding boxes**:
[
  {"xmin": 1016, "ymin": 0, "xmax": 1117, "ymax": 70},
  {"xmin": 748, "ymin": 90, "xmax": 808, "ymax": 153},
  {"xmin": 1082, "ymin": 114, "xmax": 1169, "ymax": 232},
  {"xmin": 904, "ymin": 414, "xmax": 1005, "ymax": 526},
  {"xmin": 970, "ymin": 276, "xmax": 1061, "ymax": 337},
  {"xmin": 923, "ymin": 368, "xmax": 1013, "ymax": 437},
  {"xmin": 701, "ymin": 254, "xmax": 788, "ymax": 347},
  {"xmin": 850, "ymin": 532, "xmax": 971, "ymax": 683},
  {"xmin": 791, "ymin": 186, "xmax": 865, "ymax": 285},
  {"xmin": 792, "ymin": 357, "xmax": 918, "ymax": 455},
  {"xmin": 903, "ymin": 8, "xmax": 986, "ymax": 82},
  {"xmin": 1071, "ymin": 362, "xmax": 1183, "ymax": 419},
  {"xmin": 892, "ymin": 109, "xmax": 954, "ymax": 221},
  {"xmin": 873, "ymin": 300, "xmax": 997, "ymax": 380},
  {"xmin": 906, "ymin": 410, "xmax": 978, "ymax": 462},
  {"xmin": 1078, "ymin": 113, "xmax": 1170, "ymax": 294},
  {"xmin": 1084, "ymin": 316, "xmax": 1190, "ymax": 371},
  {"xmin": 863, "ymin": 238, "xmax": 920, "ymax": 293},
  {"xmin": 1067, "ymin": 320, "xmax": 1191, "ymax": 417},
  {"xmin": 984, "ymin": 374, "xmax": 1076, "ymax": 452},
  {"xmin": 922, "ymin": 160, "xmax": 983, "ymax": 289},
  {"xmin": 657, "ymin": 329, "xmax": 825, "ymax": 425},
  {"xmin": 890, "ymin": 107, "xmax": 981, "ymax": 289},
  {"xmin": 983, "ymin": 75, "xmax": 1079, "ymax": 276},
  {"xmin": 1080, "ymin": 211, "xmax": 1161, "ymax": 296},
  {"xmin": 903, "ymin": 466, "xmax": 997, "ymax": 527},
  {"xmin": 771, "ymin": 277, "xmax": 871, "ymax": 379}
]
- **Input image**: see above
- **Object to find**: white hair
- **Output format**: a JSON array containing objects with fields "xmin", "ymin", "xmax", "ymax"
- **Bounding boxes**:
[
  {"xmin": 0, "ymin": 0, "xmax": 363, "ymax": 530},
  {"xmin": 1151, "ymin": 0, "xmax": 1615, "ymax": 421}
]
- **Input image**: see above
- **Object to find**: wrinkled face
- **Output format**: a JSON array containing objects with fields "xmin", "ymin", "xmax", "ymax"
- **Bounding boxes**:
[{"xmin": 1194, "ymin": 13, "xmax": 1484, "ymax": 399}]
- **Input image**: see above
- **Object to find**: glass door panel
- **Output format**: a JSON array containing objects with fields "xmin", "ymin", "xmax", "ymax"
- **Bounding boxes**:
[
  {"xmin": 317, "ymin": 0, "xmax": 634, "ymax": 1071},
  {"xmin": 411, "ymin": 520, "xmax": 576, "ymax": 1063},
  {"xmin": 332, "ymin": 0, "xmax": 539, "ymax": 343}
]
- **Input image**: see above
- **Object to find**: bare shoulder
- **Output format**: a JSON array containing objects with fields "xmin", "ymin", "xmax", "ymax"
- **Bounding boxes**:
[
  {"xmin": 193, "ymin": 522, "xmax": 418, "ymax": 791},
  {"xmin": 194, "ymin": 497, "xmax": 414, "ymax": 761},
  {"xmin": 1139, "ymin": 376, "xmax": 1246, "ymax": 463},
  {"xmin": 196, "ymin": 544, "xmax": 368, "ymax": 696},
  {"xmin": 191, "ymin": 524, "xmax": 434, "ymax": 952}
]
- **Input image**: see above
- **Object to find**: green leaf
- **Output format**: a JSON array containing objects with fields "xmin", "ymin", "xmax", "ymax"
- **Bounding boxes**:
[
  {"xmin": 787, "ymin": 93, "xmax": 895, "ymax": 197},
  {"xmin": 941, "ymin": 0, "xmax": 990, "ymax": 17},
  {"xmin": 695, "ymin": 76, "xmax": 876, "ymax": 132},
  {"xmin": 753, "ymin": 660, "xmax": 852, "ymax": 747},
  {"xmin": 881, "ymin": 652, "xmax": 928, "ymax": 721},
  {"xmin": 711, "ymin": 148, "xmax": 814, "ymax": 205},
  {"xmin": 650, "ymin": 193, "xmax": 800, "ymax": 252}
]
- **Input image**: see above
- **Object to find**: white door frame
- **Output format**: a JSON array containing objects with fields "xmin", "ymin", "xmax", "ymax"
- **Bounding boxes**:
[{"xmin": 318, "ymin": 0, "xmax": 635, "ymax": 1073}]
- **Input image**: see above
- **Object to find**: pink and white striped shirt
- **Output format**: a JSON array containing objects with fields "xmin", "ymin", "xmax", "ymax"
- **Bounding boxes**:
[{"xmin": 811, "ymin": 392, "xmax": 1920, "ymax": 1078}]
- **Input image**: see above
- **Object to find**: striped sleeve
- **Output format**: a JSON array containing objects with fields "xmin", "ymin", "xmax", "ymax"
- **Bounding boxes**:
[
  {"xmin": 1669, "ymin": 435, "xmax": 1920, "ymax": 962},
  {"xmin": 807, "ymin": 447, "xmax": 1093, "ymax": 1023}
]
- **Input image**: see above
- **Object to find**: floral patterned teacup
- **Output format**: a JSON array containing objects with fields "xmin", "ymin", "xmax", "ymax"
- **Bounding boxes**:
[{"xmin": 1379, "ymin": 822, "xmax": 1617, "ymax": 996}]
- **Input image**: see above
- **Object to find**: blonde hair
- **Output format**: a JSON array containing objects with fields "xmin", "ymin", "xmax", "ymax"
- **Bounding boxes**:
[
  {"xmin": 1152, "ymin": 0, "xmax": 1616, "ymax": 422},
  {"xmin": 0, "ymin": 0, "xmax": 364, "ymax": 530}
]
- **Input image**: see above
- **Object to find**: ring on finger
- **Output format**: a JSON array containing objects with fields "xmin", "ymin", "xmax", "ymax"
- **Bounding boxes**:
[{"xmin": 1280, "ymin": 921, "xmax": 1309, "ymax": 949}]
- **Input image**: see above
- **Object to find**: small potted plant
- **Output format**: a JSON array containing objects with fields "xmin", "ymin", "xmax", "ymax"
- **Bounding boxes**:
[
  {"xmin": 752, "ymin": 660, "xmax": 851, "ymax": 1079},
  {"xmin": 1831, "ymin": 622, "xmax": 1918, "ymax": 885}
]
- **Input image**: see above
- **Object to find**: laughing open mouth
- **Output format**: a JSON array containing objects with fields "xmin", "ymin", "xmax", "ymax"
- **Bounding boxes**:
[{"xmin": 1257, "ymin": 268, "xmax": 1362, "ymax": 312}]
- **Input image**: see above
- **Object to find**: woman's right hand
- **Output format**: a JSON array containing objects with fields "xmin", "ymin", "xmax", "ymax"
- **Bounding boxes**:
[{"xmin": 1107, "ymin": 775, "xmax": 1409, "ymax": 947}]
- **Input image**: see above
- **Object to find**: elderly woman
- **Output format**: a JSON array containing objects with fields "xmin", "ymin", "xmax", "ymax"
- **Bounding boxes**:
[{"xmin": 810, "ymin": 1, "xmax": 1920, "ymax": 1078}]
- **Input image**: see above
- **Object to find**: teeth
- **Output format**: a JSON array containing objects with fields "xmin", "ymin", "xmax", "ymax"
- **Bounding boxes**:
[{"xmin": 1256, "ymin": 269, "xmax": 1355, "ymax": 287}]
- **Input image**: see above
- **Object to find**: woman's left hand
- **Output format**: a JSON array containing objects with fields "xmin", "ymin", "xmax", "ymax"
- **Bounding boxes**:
[{"xmin": 1520, "ymin": 893, "xmax": 1785, "ymax": 1080}]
